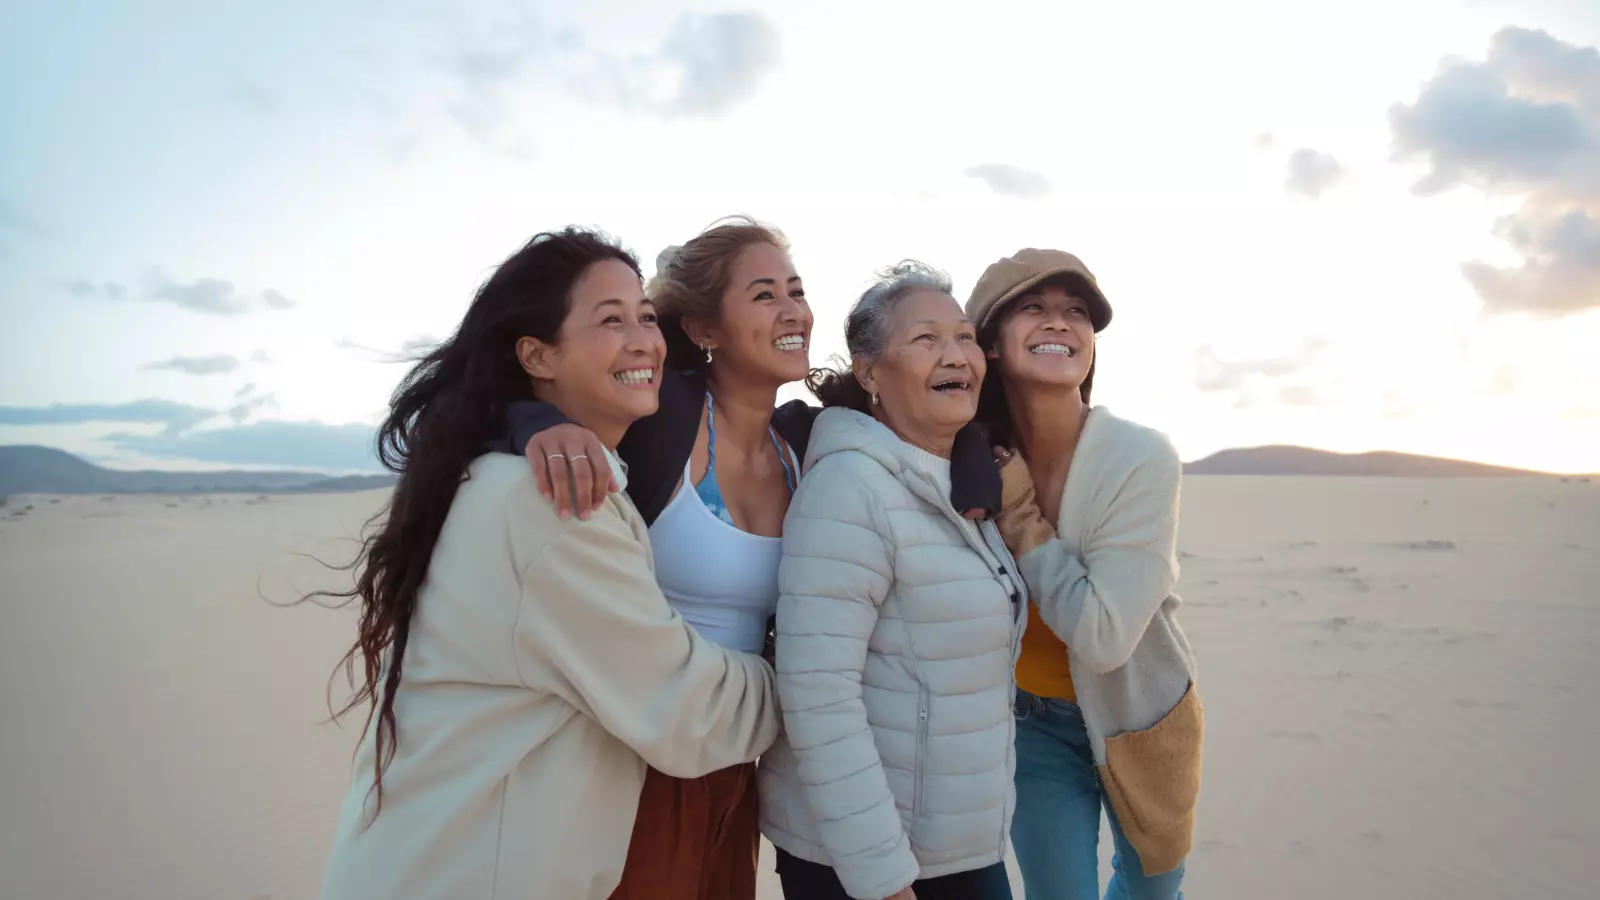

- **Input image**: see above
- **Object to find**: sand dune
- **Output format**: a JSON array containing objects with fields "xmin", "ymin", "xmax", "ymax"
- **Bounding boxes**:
[{"xmin": 2, "ymin": 478, "xmax": 1597, "ymax": 899}]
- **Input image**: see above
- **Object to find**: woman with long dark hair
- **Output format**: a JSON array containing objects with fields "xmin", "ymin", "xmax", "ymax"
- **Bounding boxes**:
[
  {"xmin": 317, "ymin": 227, "xmax": 779, "ymax": 900},
  {"xmin": 967, "ymin": 248, "xmax": 1202, "ymax": 900}
]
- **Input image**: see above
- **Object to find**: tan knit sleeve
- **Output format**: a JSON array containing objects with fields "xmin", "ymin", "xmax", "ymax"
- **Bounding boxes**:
[
  {"xmin": 994, "ymin": 454, "xmax": 1059, "ymax": 559},
  {"xmin": 510, "ymin": 497, "xmax": 780, "ymax": 777}
]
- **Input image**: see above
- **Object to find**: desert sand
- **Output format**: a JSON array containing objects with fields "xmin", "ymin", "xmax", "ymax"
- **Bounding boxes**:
[{"xmin": 1, "ymin": 476, "xmax": 1596, "ymax": 899}]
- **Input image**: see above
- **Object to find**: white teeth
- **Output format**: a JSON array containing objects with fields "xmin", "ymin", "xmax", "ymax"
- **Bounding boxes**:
[
  {"xmin": 773, "ymin": 335, "xmax": 806, "ymax": 351},
  {"xmin": 1030, "ymin": 343, "xmax": 1075, "ymax": 357},
  {"xmin": 613, "ymin": 368, "xmax": 654, "ymax": 385}
]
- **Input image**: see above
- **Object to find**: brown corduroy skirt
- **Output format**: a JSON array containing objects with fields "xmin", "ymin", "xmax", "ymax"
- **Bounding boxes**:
[{"xmin": 608, "ymin": 762, "xmax": 760, "ymax": 900}]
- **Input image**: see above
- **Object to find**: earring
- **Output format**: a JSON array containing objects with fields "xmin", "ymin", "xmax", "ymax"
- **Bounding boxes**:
[
  {"xmin": 703, "ymin": 346, "xmax": 713, "ymax": 364},
  {"xmin": 871, "ymin": 392, "xmax": 879, "ymax": 406}
]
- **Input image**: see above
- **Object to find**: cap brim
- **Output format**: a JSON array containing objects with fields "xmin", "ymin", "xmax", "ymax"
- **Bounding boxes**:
[{"xmin": 982, "ymin": 268, "xmax": 1112, "ymax": 332}]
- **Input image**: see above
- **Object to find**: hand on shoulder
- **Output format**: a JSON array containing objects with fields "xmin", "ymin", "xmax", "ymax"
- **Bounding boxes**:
[{"xmin": 996, "ymin": 446, "xmax": 1035, "ymax": 514}]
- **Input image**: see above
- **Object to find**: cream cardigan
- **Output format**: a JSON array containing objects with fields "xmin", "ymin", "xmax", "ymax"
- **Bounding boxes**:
[
  {"xmin": 320, "ymin": 452, "xmax": 780, "ymax": 900},
  {"xmin": 996, "ymin": 406, "xmax": 1203, "ymax": 875}
]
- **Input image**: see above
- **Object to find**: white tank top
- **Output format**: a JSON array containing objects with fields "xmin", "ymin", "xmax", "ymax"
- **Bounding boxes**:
[{"xmin": 648, "ymin": 453, "xmax": 794, "ymax": 653}]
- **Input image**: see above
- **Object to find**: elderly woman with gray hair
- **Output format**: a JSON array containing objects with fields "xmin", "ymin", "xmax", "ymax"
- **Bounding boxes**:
[{"xmin": 759, "ymin": 262, "xmax": 1025, "ymax": 900}]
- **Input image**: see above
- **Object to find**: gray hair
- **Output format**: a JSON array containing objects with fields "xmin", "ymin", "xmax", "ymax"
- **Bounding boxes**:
[
  {"xmin": 806, "ymin": 260, "xmax": 954, "ymax": 412},
  {"xmin": 844, "ymin": 260, "xmax": 954, "ymax": 362}
]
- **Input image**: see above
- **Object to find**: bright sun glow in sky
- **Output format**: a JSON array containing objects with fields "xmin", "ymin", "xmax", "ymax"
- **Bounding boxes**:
[{"xmin": 2, "ymin": 0, "xmax": 1598, "ymax": 473}]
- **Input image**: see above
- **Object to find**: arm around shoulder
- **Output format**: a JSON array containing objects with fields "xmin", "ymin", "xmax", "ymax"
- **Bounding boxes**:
[
  {"xmin": 1014, "ymin": 433, "xmax": 1182, "ymax": 675},
  {"xmin": 511, "ymin": 493, "xmax": 779, "ymax": 776},
  {"xmin": 501, "ymin": 400, "xmax": 573, "ymax": 454}
]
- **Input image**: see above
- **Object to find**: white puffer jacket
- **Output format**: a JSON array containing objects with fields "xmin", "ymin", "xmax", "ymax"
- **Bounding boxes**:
[{"xmin": 759, "ymin": 408, "xmax": 1026, "ymax": 900}]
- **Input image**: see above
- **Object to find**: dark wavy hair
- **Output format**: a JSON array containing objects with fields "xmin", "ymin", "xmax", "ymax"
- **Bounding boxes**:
[
  {"xmin": 311, "ymin": 227, "xmax": 639, "ymax": 824},
  {"xmin": 974, "ymin": 274, "xmax": 1096, "ymax": 449}
]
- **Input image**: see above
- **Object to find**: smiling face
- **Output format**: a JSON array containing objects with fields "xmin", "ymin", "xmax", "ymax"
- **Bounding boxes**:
[
  {"xmin": 684, "ymin": 241, "xmax": 813, "ymax": 386},
  {"xmin": 855, "ymin": 287, "xmax": 986, "ymax": 454},
  {"xmin": 990, "ymin": 282, "xmax": 1096, "ymax": 393},
  {"xmin": 517, "ymin": 258, "xmax": 665, "ymax": 448}
]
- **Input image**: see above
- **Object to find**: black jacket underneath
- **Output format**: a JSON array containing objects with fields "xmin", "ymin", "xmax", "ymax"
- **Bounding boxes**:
[{"xmin": 495, "ymin": 369, "xmax": 1001, "ymax": 526}]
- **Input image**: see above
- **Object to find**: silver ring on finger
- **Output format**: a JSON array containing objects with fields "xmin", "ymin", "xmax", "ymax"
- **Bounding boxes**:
[
  {"xmin": 568, "ymin": 454, "xmax": 590, "ymax": 463},
  {"xmin": 546, "ymin": 453, "xmax": 566, "ymax": 461}
]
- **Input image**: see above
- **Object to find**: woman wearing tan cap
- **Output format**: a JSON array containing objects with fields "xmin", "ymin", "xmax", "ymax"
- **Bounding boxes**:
[{"xmin": 966, "ymin": 249, "xmax": 1202, "ymax": 900}]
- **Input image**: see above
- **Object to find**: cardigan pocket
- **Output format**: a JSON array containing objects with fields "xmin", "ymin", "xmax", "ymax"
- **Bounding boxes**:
[{"xmin": 1096, "ymin": 681, "xmax": 1203, "ymax": 876}]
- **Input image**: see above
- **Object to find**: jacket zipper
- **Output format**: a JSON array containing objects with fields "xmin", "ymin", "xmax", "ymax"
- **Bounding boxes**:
[
  {"xmin": 913, "ymin": 691, "xmax": 929, "ymax": 817},
  {"xmin": 906, "ymin": 472, "xmax": 1022, "ymax": 849}
]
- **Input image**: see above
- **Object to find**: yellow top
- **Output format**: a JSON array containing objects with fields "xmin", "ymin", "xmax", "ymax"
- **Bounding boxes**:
[{"xmin": 1015, "ymin": 601, "xmax": 1074, "ymax": 701}]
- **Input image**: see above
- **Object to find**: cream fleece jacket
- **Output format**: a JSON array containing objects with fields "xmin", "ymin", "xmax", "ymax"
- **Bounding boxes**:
[
  {"xmin": 320, "ymin": 452, "xmax": 780, "ymax": 900},
  {"xmin": 995, "ymin": 406, "xmax": 1203, "ymax": 875}
]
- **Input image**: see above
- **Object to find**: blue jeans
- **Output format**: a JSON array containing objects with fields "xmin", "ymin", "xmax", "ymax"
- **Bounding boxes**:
[
  {"xmin": 775, "ymin": 847, "xmax": 1012, "ymax": 900},
  {"xmin": 1011, "ymin": 690, "xmax": 1185, "ymax": 900}
]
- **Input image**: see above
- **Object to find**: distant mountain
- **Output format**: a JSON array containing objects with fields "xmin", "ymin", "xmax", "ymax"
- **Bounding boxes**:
[
  {"xmin": 1182, "ymin": 445, "xmax": 1553, "ymax": 477},
  {"xmin": 2, "ymin": 442, "xmax": 1575, "ymax": 496},
  {"xmin": 0, "ymin": 445, "xmax": 396, "ymax": 495}
]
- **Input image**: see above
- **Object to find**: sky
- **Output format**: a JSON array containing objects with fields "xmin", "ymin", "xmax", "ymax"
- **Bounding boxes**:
[{"xmin": 1, "ymin": 0, "xmax": 1598, "ymax": 474}]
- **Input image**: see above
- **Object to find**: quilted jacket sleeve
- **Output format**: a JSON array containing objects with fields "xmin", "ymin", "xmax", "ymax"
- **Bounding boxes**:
[{"xmin": 775, "ymin": 452, "xmax": 920, "ymax": 900}]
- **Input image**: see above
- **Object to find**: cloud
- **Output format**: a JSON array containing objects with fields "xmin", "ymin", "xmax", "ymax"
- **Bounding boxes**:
[
  {"xmin": 151, "ymin": 276, "xmax": 254, "ymax": 315},
  {"xmin": 142, "ymin": 354, "xmax": 240, "ymax": 376},
  {"xmin": 1277, "ymin": 384, "xmax": 1323, "ymax": 406},
  {"xmin": 648, "ymin": 11, "xmax": 781, "ymax": 117},
  {"xmin": 229, "ymin": 80, "xmax": 280, "ymax": 115},
  {"xmin": 66, "ymin": 279, "xmax": 127, "ymax": 300},
  {"xmin": 446, "ymin": 8, "xmax": 558, "ymax": 87},
  {"xmin": 0, "ymin": 197, "xmax": 43, "ymax": 257},
  {"xmin": 1285, "ymin": 148, "xmax": 1346, "ymax": 199},
  {"xmin": 435, "ymin": 10, "xmax": 567, "ymax": 151},
  {"xmin": 1382, "ymin": 390, "xmax": 1426, "ymax": 420},
  {"xmin": 227, "ymin": 392, "xmax": 279, "ymax": 424},
  {"xmin": 1459, "ymin": 208, "xmax": 1600, "ymax": 314},
  {"xmin": 250, "ymin": 349, "xmax": 275, "ymax": 364},
  {"xmin": 579, "ymin": 11, "xmax": 781, "ymax": 119},
  {"xmin": 1390, "ymin": 26, "xmax": 1600, "ymax": 315},
  {"xmin": 1254, "ymin": 133, "xmax": 1278, "ymax": 151},
  {"xmin": 1193, "ymin": 338, "xmax": 1330, "ymax": 394},
  {"xmin": 1564, "ymin": 401, "xmax": 1600, "ymax": 420},
  {"xmin": 69, "ymin": 276, "xmax": 295, "ymax": 315},
  {"xmin": 0, "ymin": 399, "xmax": 215, "ymax": 435},
  {"xmin": 436, "ymin": 11, "xmax": 777, "ymax": 154},
  {"xmin": 261, "ymin": 288, "xmax": 295, "ymax": 310},
  {"xmin": 106, "ymin": 420, "xmax": 379, "ymax": 471},
  {"xmin": 1488, "ymin": 363, "xmax": 1520, "ymax": 396},
  {"xmin": 963, "ymin": 163, "xmax": 1054, "ymax": 199},
  {"xmin": 388, "ymin": 135, "xmax": 422, "ymax": 165}
]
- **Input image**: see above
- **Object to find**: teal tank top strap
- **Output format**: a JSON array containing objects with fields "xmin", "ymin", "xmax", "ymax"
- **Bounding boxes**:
[{"xmin": 697, "ymin": 394, "xmax": 797, "ymax": 529}]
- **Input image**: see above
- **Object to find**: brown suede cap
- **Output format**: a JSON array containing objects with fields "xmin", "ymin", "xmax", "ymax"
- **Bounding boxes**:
[{"xmin": 966, "ymin": 248, "xmax": 1113, "ymax": 334}]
